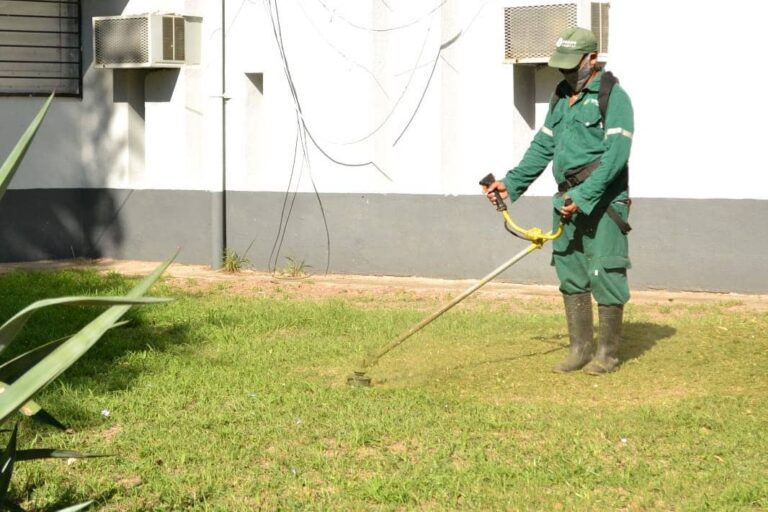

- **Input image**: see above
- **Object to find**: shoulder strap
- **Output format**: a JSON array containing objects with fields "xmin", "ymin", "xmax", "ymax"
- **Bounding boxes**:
[
  {"xmin": 598, "ymin": 71, "xmax": 618, "ymax": 119},
  {"xmin": 550, "ymin": 72, "xmax": 619, "ymax": 119},
  {"xmin": 548, "ymin": 80, "xmax": 570, "ymax": 114}
]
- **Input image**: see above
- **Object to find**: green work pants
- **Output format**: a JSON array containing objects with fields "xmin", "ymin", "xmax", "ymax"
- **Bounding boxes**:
[{"xmin": 551, "ymin": 201, "xmax": 631, "ymax": 306}]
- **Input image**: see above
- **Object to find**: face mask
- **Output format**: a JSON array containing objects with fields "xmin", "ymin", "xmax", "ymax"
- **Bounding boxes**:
[{"xmin": 561, "ymin": 56, "xmax": 593, "ymax": 93}]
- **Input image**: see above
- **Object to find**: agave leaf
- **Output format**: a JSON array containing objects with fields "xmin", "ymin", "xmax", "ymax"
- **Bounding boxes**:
[
  {"xmin": 54, "ymin": 501, "xmax": 95, "ymax": 512},
  {"xmin": 0, "ymin": 380, "xmax": 66, "ymax": 431},
  {"xmin": 0, "ymin": 93, "xmax": 54, "ymax": 203},
  {"xmin": 27, "ymin": 407, "xmax": 68, "ymax": 431},
  {"xmin": 0, "ymin": 297, "xmax": 170, "ymax": 356},
  {"xmin": 0, "ymin": 320, "xmax": 130, "ymax": 384},
  {"xmin": 0, "ymin": 338, "xmax": 68, "ymax": 384},
  {"xmin": 0, "ymin": 424, "xmax": 18, "ymax": 500},
  {"xmin": 0, "ymin": 321, "xmax": 130, "ymax": 431},
  {"xmin": 0, "ymin": 252, "xmax": 177, "ymax": 425},
  {"xmin": 0, "ymin": 427, "xmax": 102, "ymax": 509},
  {"xmin": 16, "ymin": 395, "xmax": 66, "ymax": 431},
  {"xmin": 15, "ymin": 449, "xmax": 107, "ymax": 462}
]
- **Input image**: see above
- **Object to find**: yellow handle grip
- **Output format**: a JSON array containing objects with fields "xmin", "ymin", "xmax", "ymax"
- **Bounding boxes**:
[{"xmin": 501, "ymin": 210, "xmax": 563, "ymax": 247}]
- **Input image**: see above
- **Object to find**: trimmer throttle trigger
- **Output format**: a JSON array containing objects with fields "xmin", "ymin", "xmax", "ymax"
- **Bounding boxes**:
[{"xmin": 478, "ymin": 173, "xmax": 507, "ymax": 212}]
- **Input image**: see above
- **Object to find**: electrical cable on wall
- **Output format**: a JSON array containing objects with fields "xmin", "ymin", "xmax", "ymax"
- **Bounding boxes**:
[
  {"xmin": 296, "ymin": 0, "xmax": 389, "ymax": 98},
  {"xmin": 393, "ymin": 29, "xmax": 462, "ymax": 146},
  {"xmin": 267, "ymin": 128, "xmax": 300, "ymax": 273},
  {"xmin": 265, "ymin": 0, "xmax": 390, "ymax": 178},
  {"xmin": 337, "ymin": 21, "xmax": 435, "ymax": 146},
  {"xmin": 314, "ymin": 0, "xmax": 448, "ymax": 33},
  {"xmin": 258, "ymin": 0, "xmax": 494, "ymax": 274},
  {"xmin": 265, "ymin": 0, "xmax": 362, "ymax": 274}
]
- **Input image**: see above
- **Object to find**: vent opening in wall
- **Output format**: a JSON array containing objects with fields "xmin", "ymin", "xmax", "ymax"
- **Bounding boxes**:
[
  {"xmin": 504, "ymin": 2, "xmax": 609, "ymax": 64},
  {"xmin": 591, "ymin": 2, "xmax": 609, "ymax": 54},
  {"xmin": 95, "ymin": 17, "xmax": 150, "ymax": 66},
  {"xmin": 504, "ymin": 4, "xmax": 577, "ymax": 63},
  {"xmin": 162, "ymin": 16, "xmax": 185, "ymax": 62},
  {"xmin": 93, "ymin": 14, "xmax": 200, "ymax": 68}
]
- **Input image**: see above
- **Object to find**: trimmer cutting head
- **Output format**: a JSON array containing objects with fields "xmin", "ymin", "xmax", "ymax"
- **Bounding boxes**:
[{"xmin": 346, "ymin": 371, "xmax": 372, "ymax": 387}]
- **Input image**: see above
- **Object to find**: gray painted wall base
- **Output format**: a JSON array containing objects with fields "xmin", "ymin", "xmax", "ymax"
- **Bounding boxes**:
[
  {"xmin": 1, "ymin": 188, "xmax": 766, "ymax": 293},
  {"xmin": 0, "ymin": 189, "xmax": 211, "ymax": 264}
]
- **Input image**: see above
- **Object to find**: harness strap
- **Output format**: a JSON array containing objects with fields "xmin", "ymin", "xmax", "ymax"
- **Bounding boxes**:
[
  {"xmin": 604, "ymin": 205, "xmax": 631, "ymax": 235},
  {"xmin": 557, "ymin": 160, "xmax": 632, "ymax": 235},
  {"xmin": 598, "ymin": 71, "xmax": 618, "ymax": 119}
]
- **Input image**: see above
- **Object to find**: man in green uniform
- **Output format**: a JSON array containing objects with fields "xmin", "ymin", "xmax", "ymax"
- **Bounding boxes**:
[{"xmin": 482, "ymin": 27, "xmax": 634, "ymax": 375}]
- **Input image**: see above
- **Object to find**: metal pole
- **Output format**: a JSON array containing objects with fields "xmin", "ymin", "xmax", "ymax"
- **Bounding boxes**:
[
  {"xmin": 357, "ymin": 242, "xmax": 541, "ymax": 370},
  {"xmin": 211, "ymin": 0, "xmax": 227, "ymax": 269}
]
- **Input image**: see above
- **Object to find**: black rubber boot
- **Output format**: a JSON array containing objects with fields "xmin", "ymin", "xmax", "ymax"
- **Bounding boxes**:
[
  {"xmin": 552, "ymin": 292, "xmax": 594, "ymax": 373},
  {"xmin": 583, "ymin": 305, "xmax": 623, "ymax": 375}
]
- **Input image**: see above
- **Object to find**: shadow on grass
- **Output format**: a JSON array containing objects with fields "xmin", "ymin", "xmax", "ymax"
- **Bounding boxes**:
[
  {"xmin": 44, "ymin": 321, "xmax": 194, "ymax": 428},
  {"xmin": 390, "ymin": 321, "xmax": 676, "ymax": 385},
  {"xmin": 447, "ymin": 346, "xmax": 565, "ymax": 372},
  {"xmin": 510, "ymin": 320, "xmax": 675, "ymax": 369},
  {"xmin": 9, "ymin": 487, "xmax": 119, "ymax": 512},
  {"xmin": 620, "ymin": 321, "xmax": 676, "ymax": 363}
]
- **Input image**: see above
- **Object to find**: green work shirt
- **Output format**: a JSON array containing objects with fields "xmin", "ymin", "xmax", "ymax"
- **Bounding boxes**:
[{"xmin": 501, "ymin": 71, "xmax": 634, "ymax": 215}]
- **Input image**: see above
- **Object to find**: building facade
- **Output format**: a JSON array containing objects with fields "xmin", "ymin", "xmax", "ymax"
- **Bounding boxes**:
[{"xmin": 0, "ymin": 0, "xmax": 766, "ymax": 292}]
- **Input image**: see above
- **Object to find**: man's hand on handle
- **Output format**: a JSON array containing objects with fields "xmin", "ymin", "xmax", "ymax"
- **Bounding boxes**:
[
  {"xmin": 482, "ymin": 180, "xmax": 509, "ymax": 207},
  {"xmin": 560, "ymin": 198, "xmax": 579, "ymax": 220}
]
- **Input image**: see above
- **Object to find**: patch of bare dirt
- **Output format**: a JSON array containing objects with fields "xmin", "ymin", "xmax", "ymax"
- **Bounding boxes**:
[
  {"xmin": 2, "ymin": 258, "xmax": 768, "ymax": 310},
  {"xmin": 101, "ymin": 424, "xmax": 123, "ymax": 442}
]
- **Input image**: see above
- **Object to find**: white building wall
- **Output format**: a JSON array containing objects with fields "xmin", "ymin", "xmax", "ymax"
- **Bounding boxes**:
[
  {"xmin": 214, "ymin": 0, "xmax": 768, "ymax": 200},
  {"xmin": 2, "ymin": 0, "xmax": 767, "ymax": 197},
  {"xmin": 610, "ymin": 0, "xmax": 766, "ymax": 199}
]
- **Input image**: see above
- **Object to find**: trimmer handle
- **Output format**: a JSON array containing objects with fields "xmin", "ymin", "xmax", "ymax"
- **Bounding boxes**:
[
  {"xmin": 479, "ymin": 173, "xmax": 507, "ymax": 212},
  {"xmin": 561, "ymin": 198, "xmax": 573, "ymax": 221}
]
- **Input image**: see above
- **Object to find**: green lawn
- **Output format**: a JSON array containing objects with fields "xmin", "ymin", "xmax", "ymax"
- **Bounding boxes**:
[{"xmin": 2, "ymin": 269, "xmax": 766, "ymax": 511}]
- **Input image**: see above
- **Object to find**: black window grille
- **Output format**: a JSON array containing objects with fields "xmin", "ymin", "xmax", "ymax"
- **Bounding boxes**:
[{"xmin": 0, "ymin": 0, "xmax": 81, "ymax": 97}]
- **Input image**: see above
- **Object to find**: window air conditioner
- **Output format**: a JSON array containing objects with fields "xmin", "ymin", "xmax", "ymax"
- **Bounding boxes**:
[
  {"xmin": 504, "ymin": 0, "xmax": 609, "ymax": 64},
  {"xmin": 93, "ymin": 13, "xmax": 201, "ymax": 68}
]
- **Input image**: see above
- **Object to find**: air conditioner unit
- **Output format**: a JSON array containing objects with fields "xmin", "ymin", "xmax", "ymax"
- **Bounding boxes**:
[
  {"xmin": 93, "ymin": 13, "xmax": 201, "ymax": 68},
  {"xmin": 504, "ymin": 0, "xmax": 609, "ymax": 64}
]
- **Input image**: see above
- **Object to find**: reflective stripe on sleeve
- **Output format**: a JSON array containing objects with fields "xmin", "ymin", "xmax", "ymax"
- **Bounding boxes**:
[
  {"xmin": 540, "ymin": 126, "xmax": 553, "ymax": 137},
  {"xmin": 605, "ymin": 127, "xmax": 633, "ymax": 139}
]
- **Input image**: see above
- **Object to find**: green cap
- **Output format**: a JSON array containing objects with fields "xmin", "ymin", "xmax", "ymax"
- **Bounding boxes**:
[{"xmin": 548, "ymin": 27, "xmax": 598, "ymax": 69}]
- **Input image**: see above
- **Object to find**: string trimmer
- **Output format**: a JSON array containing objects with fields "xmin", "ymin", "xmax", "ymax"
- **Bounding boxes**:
[{"xmin": 347, "ymin": 174, "xmax": 567, "ymax": 387}]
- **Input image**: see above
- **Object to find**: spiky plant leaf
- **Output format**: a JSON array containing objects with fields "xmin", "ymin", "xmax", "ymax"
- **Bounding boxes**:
[
  {"xmin": 0, "ymin": 426, "xmax": 104, "ymax": 507},
  {"xmin": 0, "ymin": 424, "xmax": 18, "ymax": 500},
  {"xmin": 6, "ymin": 391, "xmax": 66, "ymax": 431},
  {"xmin": 0, "ymin": 93, "xmax": 54, "ymax": 203},
  {"xmin": 15, "ymin": 449, "xmax": 107, "ymax": 462},
  {"xmin": 0, "ymin": 322, "xmax": 130, "ymax": 431},
  {"xmin": 0, "ymin": 297, "xmax": 170, "ymax": 356},
  {"xmin": 26, "ymin": 407, "xmax": 67, "ymax": 431},
  {"xmin": 0, "ymin": 382, "xmax": 66, "ymax": 430},
  {"xmin": 54, "ymin": 501, "xmax": 94, "ymax": 512},
  {"xmin": 0, "ymin": 320, "xmax": 130, "ymax": 384},
  {"xmin": 0, "ymin": 252, "xmax": 177, "ymax": 424},
  {"xmin": 0, "ymin": 339, "xmax": 68, "ymax": 385}
]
